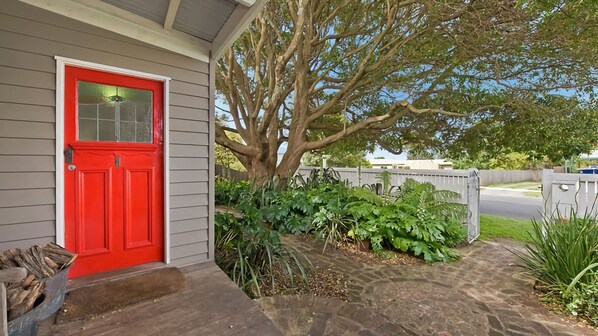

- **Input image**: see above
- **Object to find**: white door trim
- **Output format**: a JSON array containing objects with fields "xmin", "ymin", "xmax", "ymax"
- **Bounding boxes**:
[{"xmin": 54, "ymin": 56, "xmax": 172, "ymax": 264}]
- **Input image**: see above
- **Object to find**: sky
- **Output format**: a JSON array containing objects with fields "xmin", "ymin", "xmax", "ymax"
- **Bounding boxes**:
[
  {"xmin": 366, "ymin": 148, "xmax": 408, "ymax": 160},
  {"xmin": 276, "ymin": 141, "xmax": 407, "ymax": 160}
]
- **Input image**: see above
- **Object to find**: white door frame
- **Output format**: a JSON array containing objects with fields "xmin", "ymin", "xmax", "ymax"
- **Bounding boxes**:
[{"xmin": 54, "ymin": 56, "xmax": 172, "ymax": 264}]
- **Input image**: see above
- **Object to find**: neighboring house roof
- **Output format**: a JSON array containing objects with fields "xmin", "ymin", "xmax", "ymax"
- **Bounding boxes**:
[
  {"xmin": 580, "ymin": 149, "xmax": 598, "ymax": 160},
  {"xmin": 369, "ymin": 159, "xmax": 407, "ymax": 166},
  {"xmin": 369, "ymin": 159, "xmax": 452, "ymax": 166},
  {"xmin": 18, "ymin": 0, "xmax": 268, "ymax": 62}
]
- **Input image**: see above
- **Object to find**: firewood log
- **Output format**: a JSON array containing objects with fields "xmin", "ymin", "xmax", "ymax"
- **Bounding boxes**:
[
  {"xmin": 0, "ymin": 243, "xmax": 75, "ymax": 319},
  {"xmin": 6, "ymin": 281, "xmax": 43, "ymax": 321}
]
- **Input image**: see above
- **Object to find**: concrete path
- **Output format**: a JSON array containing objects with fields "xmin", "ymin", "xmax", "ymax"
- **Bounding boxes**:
[
  {"xmin": 40, "ymin": 264, "xmax": 282, "ymax": 336},
  {"xmin": 258, "ymin": 236, "xmax": 596, "ymax": 336}
]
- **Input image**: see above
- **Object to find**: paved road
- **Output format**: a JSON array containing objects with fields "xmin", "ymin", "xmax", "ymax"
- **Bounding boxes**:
[{"xmin": 480, "ymin": 188, "xmax": 543, "ymax": 220}]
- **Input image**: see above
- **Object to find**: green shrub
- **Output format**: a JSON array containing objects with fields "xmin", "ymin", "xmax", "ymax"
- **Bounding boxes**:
[
  {"xmin": 214, "ymin": 205, "xmax": 310, "ymax": 298},
  {"xmin": 346, "ymin": 179, "xmax": 467, "ymax": 262},
  {"xmin": 290, "ymin": 167, "xmax": 345, "ymax": 189},
  {"xmin": 564, "ymin": 279, "xmax": 597, "ymax": 325},
  {"xmin": 564, "ymin": 263, "xmax": 598, "ymax": 326},
  {"xmin": 215, "ymin": 179, "xmax": 251, "ymax": 205},
  {"xmin": 516, "ymin": 211, "xmax": 598, "ymax": 326},
  {"xmin": 261, "ymin": 189, "xmax": 314, "ymax": 234},
  {"xmin": 312, "ymin": 199, "xmax": 352, "ymax": 253},
  {"xmin": 517, "ymin": 211, "xmax": 598, "ymax": 289},
  {"xmin": 219, "ymin": 172, "xmax": 468, "ymax": 264}
]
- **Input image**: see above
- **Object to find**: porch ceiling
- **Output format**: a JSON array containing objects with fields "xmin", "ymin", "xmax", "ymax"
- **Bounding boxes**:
[
  {"xmin": 100, "ymin": 0, "xmax": 238, "ymax": 42},
  {"xmin": 17, "ymin": 0, "xmax": 265, "ymax": 62}
]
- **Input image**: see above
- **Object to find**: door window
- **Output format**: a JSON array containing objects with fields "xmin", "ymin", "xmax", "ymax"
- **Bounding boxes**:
[{"xmin": 77, "ymin": 81, "xmax": 153, "ymax": 143}]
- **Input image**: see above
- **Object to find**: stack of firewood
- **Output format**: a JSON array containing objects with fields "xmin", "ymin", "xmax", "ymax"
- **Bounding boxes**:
[{"xmin": 0, "ymin": 243, "xmax": 76, "ymax": 321}]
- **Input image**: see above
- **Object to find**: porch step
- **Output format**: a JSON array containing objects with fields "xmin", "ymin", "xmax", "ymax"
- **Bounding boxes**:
[{"xmin": 38, "ymin": 263, "xmax": 282, "ymax": 335}]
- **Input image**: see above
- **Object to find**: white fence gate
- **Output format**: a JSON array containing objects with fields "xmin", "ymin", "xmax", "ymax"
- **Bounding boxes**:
[
  {"xmin": 542, "ymin": 169, "xmax": 598, "ymax": 218},
  {"xmin": 296, "ymin": 167, "xmax": 481, "ymax": 242}
]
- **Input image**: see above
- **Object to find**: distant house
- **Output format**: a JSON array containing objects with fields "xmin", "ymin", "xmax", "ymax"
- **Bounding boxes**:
[
  {"xmin": 579, "ymin": 149, "xmax": 598, "ymax": 160},
  {"xmin": 370, "ymin": 159, "xmax": 453, "ymax": 170},
  {"xmin": 0, "ymin": 0, "xmax": 266, "ymax": 279}
]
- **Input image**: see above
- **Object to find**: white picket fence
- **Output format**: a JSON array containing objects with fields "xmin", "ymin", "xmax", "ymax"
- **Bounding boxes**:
[
  {"xmin": 296, "ymin": 167, "xmax": 481, "ymax": 242},
  {"xmin": 542, "ymin": 169, "xmax": 598, "ymax": 218}
]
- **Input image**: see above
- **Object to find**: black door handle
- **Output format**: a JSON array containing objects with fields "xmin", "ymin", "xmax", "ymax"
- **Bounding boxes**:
[{"xmin": 64, "ymin": 145, "xmax": 74, "ymax": 164}]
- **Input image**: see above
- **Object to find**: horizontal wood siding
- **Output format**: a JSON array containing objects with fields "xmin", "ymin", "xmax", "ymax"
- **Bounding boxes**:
[{"xmin": 0, "ymin": 1, "xmax": 211, "ymax": 267}]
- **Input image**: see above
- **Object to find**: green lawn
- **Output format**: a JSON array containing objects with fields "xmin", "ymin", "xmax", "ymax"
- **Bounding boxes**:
[{"xmin": 479, "ymin": 214, "xmax": 534, "ymax": 242}]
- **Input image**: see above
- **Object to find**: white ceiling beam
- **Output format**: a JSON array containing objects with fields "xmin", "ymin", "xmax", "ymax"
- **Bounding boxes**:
[
  {"xmin": 18, "ymin": 0, "xmax": 210, "ymax": 62},
  {"xmin": 212, "ymin": 0, "xmax": 268, "ymax": 60},
  {"xmin": 236, "ymin": 0, "xmax": 257, "ymax": 6},
  {"xmin": 163, "ymin": 0, "xmax": 181, "ymax": 30}
]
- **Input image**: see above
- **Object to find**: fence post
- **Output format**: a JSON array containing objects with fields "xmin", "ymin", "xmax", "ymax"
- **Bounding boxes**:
[
  {"xmin": 466, "ymin": 168, "xmax": 480, "ymax": 242},
  {"xmin": 542, "ymin": 169, "xmax": 554, "ymax": 217},
  {"xmin": 357, "ymin": 166, "xmax": 362, "ymax": 186}
]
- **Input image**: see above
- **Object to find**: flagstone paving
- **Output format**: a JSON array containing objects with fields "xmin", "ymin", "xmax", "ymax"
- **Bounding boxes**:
[{"xmin": 257, "ymin": 236, "xmax": 597, "ymax": 336}]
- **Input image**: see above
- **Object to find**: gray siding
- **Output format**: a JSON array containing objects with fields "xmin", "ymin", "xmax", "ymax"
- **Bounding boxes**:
[{"xmin": 0, "ymin": 1, "xmax": 211, "ymax": 266}]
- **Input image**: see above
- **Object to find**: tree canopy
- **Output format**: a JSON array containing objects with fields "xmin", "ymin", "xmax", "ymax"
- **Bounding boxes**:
[
  {"xmin": 216, "ymin": 0, "xmax": 597, "ymax": 180},
  {"xmin": 445, "ymin": 95, "xmax": 598, "ymax": 164},
  {"xmin": 452, "ymin": 152, "xmax": 535, "ymax": 170},
  {"xmin": 302, "ymin": 141, "xmax": 372, "ymax": 168}
]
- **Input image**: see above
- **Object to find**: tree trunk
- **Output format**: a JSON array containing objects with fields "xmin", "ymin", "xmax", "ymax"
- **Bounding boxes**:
[
  {"xmin": 237, "ymin": 145, "xmax": 305, "ymax": 184},
  {"xmin": 243, "ymin": 155, "xmax": 277, "ymax": 184},
  {"xmin": 274, "ymin": 150, "xmax": 304, "ymax": 180}
]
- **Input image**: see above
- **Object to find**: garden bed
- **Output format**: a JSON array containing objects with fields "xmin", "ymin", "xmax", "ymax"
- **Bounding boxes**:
[
  {"xmin": 534, "ymin": 291, "xmax": 598, "ymax": 332},
  {"xmin": 214, "ymin": 170, "xmax": 470, "ymax": 299},
  {"xmin": 337, "ymin": 243, "xmax": 424, "ymax": 266},
  {"xmin": 261, "ymin": 265, "xmax": 349, "ymax": 301}
]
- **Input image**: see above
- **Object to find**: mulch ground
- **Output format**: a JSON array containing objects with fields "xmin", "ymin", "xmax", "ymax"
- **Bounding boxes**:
[
  {"xmin": 260, "ymin": 239, "xmax": 422, "ymax": 302},
  {"xmin": 336, "ymin": 242, "xmax": 423, "ymax": 266},
  {"xmin": 262, "ymin": 265, "xmax": 349, "ymax": 302}
]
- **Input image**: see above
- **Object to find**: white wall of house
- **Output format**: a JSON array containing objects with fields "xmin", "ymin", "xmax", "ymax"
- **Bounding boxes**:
[{"xmin": 369, "ymin": 159, "xmax": 453, "ymax": 170}]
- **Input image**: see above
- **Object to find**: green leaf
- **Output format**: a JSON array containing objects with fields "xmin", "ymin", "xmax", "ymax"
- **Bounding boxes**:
[{"xmin": 392, "ymin": 237, "xmax": 411, "ymax": 252}]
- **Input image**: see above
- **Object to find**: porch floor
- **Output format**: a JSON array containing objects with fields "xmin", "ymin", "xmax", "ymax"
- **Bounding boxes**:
[{"xmin": 38, "ymin": 264, "xmax": 282, "ymax": 336}]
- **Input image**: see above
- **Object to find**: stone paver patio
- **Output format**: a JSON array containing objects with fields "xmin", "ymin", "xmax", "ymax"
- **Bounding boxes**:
[{"xmin": 258, "ymin": 236, "xmax": 597, "ymax": 336}]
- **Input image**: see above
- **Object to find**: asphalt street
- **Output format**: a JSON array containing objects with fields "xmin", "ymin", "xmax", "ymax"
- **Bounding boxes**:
[{"xmin": 479, "ymin": 188, "xmax": 543, "ymax": 220}]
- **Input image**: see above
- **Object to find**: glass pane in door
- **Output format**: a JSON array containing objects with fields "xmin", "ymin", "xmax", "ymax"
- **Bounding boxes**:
[{"xmin": 78, "ymin": 81, "xmax": 153, "ymax": 143}]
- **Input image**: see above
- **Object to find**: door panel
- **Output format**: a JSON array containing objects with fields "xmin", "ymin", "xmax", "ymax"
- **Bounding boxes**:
[
  {"xmin": 124, "ymin": 168, "xmax": 153, "ymax": 249},
  {"xmin": 77, "ymin": 169, "xmax": 111, "ymax": 256},
  {"xmin": 64, "ymin": 66, "xmax": 164, "ymax": 278}
]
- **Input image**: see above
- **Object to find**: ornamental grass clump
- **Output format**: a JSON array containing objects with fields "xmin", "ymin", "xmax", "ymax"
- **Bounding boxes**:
[
  {"xmin": 517, "ymin": 211, "xmax": 598, "ymax": 289},
  {"xmin": 516, "ymin": 210, "xmax": 598, "ymax": 325},
  {"xmin": 214, "ymin": 205, "xmax": 310, "ymax": 298}
]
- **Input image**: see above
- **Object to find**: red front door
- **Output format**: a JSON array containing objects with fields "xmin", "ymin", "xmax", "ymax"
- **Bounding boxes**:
[{"xmin": 64, "ymin": 66, "xmax": 164, "ymax": 278}]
